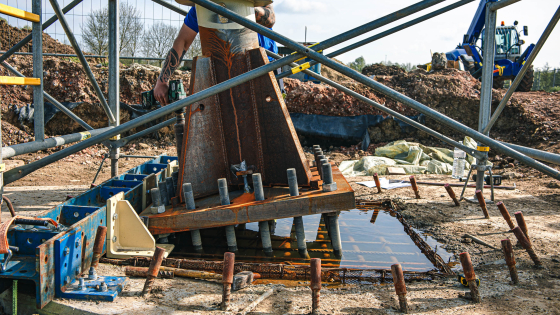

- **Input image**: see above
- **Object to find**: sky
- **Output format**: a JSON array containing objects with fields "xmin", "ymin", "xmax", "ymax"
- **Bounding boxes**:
[
  {"xmin": 272, "ymin": 0, "xmax": 560, "ymax": 68},
  {"xmin": 1, "ymin": 0, "xmax": 558, "ymax": 69}
]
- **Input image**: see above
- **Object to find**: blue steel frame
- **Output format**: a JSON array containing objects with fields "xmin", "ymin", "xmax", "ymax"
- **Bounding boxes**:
[{"xmin": 0, "ymin": 155, "xmax": 178, "ymax": 309}]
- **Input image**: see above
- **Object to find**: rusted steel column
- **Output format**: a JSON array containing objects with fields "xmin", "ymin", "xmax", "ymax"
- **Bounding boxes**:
[
  {"xmin": 373, "ymin": 173, "xmax": 382, "ymax": 193},
  {"xmin": 475, "ymin": 190, "xmax": 490, "ymax": 219},
  {"xmin": 501, "ymin": 239, "xmax": 519, "ymax": 284},
  {"xmin": 514, "ymin": 212, "xmax": 531, "ymax": 245},
  {"xmin": 391, "ymin": 264, "xmax": 409, "ymax": 313},
  {"xmin": 444, "ymin": 184, "xmax": 460, "ymax": 206},
  {"xmin": 459, "ymin": 252, "xmax": 481, "ymax": 303},
  {"xmin": 512, "ymin": 226, "xmax": 541, "ymax": 267},
  {"xmin": 141, "ymin": 247, "xmax": 165, "ymax": 296},
  {"xmin": 222, "ymin": 252, "xmax": 235, "ymax": 311},
  {"xmin": 310, "ymin": 258, "xmax": 321, "ymax": 314},
  {"xmin": 91, "ymin": 226, "xmax": 107, "ymax": 269},
  {"xmin": 409, "ymin": 176, "xmax": 420, "ymax": 199},
  {"xmin": 497, "ymin": 202, "xmax": 515, "ymax": 230},
  {"xmin": 125, "ymin": 266, "xmax": 175, "ymax": 279}
]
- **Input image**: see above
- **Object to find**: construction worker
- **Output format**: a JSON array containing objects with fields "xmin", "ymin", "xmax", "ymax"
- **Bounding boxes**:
[{"xmin": 154, "ymin": 4, "xmax": 280, "ymax": 105}]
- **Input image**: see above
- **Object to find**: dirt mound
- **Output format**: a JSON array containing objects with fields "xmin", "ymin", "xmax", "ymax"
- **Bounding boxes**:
[
  {"xmin": 286, "ymin": 63, "xmax": 560, "ymax": 145},
  {"xmin": 0, "ymin": 55, "xmax": 190, "ymax": 137},
  {"xmin": 0, "ymin": 20, "xmax": 76, "ymax": 54},
  {"xmin": 362, "ymin": 63, "xmax": 405, "ymax": 76}
]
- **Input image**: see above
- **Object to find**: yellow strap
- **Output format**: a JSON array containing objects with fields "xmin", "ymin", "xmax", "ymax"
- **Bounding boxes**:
[
  {"xmin": 0, "ymin": 76, "xmax": 40, "ymax": 86},
  {"xmin": 291, "ymin": 62, "xmax": 311, "ymax": 75},
  {"xmin": 426, "ymin": 63, "xmax": 432, "ymax": 72},
  {"xmin": 522, "ymin": 60, "xmax": 526, "ymax": 65},
  {"xmin": 0, "ymin": 4, "xmax": 40, "ymax": 22},
  {"xmin": 110, "ymin": 135, "xmax": 121, "ymax": 141},
  {"xmin": 477, "ymin": 146, "xmax": 490, "ymax": 152},
  {"xmin": 0, "ymin": 163, "xmax": 5, "ymax": 172},
  {"xmin": 79, "ymin": 131, "xmax": 91, "ymax": 141},
  {"xmin": 495, "ymin": 65, "xmax": 505, "ymax": 76},
  {"xmin": 291, "ymin": 42, "xmax": 322, "ymax": 62}
]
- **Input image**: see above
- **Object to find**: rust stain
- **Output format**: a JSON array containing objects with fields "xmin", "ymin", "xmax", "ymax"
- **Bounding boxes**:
[{"xmin": 202, "ymin": 27, "xmax": 243, "ymax": 163}]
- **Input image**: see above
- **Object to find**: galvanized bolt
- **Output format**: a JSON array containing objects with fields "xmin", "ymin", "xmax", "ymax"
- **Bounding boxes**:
[
  {"xmin": 112, "ymin": 236, "xmax": 117, "ymax": 243},
  {"xmin": 287, "ymin": 168, "xmax": 299, "ymax": 197},
  {"xmin": 253, "ymin": 173, "xmax": 265, "ymax": 201},
  {"xmin": 63, "ymin": 246, "xmax": 70, "ymax": 256},
  {"xmin": 100, "ymin": 282, "xmax": 108, "ymax": 292},
  {"xmin": 88, "ymin": 266, "xmax": 98, "ymax": 280},
  {"xmin": 78, "ymin": 278, "xmax": 86, "ymax": 290},
  {"xmin": 218, "ymin": 178, "xmax": 230, "ymax": 206},
  {"xmin": 183, "ymin": 183, "xmax": 196, "ymax": 210},
  {"xmin": 113, "ymin": 213, "xmax": 118, "ymax": 220},
  {"xmin": 321, "ymin": 161, "xmax": 333, "ymax": 184}
]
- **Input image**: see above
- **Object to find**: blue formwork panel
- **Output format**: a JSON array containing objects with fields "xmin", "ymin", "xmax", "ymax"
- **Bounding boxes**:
[{"xmin": 0, "ymin": 155, "xmax": 178, "ymax": 309}]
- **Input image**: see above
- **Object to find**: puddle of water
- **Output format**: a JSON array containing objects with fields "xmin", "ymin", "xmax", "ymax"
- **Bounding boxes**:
[{"xmin": 172, "ymin": 209, "xmax": 453, "ymax": 272}]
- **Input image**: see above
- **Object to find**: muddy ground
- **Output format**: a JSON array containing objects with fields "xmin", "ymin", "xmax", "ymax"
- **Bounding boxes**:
[{"xmin": 2, "ymin": 145, "xmax": 560, "ymax": 315}]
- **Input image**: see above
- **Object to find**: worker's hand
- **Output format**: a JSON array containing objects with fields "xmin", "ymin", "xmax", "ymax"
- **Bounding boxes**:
[{"xmin": 154, "ymin": 79, "xmax": 169, "ymax": 106}]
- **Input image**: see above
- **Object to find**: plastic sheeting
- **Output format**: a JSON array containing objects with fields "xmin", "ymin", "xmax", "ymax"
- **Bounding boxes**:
[
  {"xmin": 341, "ymin": 137, "xmax": 476, "ymax": 176},
  {"xmin": 11, "ymin": 101, "xmax": 82, "ymax": 126},
  {"xmin": 289, "ymin": 113, "xmax": 425, "ymax": 150}
]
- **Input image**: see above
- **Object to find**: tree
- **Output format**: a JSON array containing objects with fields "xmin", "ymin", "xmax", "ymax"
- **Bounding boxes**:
[
  {"xmin": 81, "ymin": 2, "xmax": 143, "ymax": 56},
  {"xmin": 142, "ymin": 22, "xmax": 179, "ymax": 59},
  {"xmin": 119, "ymin": 2, "xmax": 143, "ymax": 56},
  {"xmin": 348, "ymin": 56, "xmax": 366, "ymax": 72},
  {"xmin": 82, "ymin": 6, "xmax": 109, "ymax": 55}
]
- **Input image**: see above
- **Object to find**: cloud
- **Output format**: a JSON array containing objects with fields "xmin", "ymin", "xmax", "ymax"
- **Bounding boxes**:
[{"xmin": 275, "ymin": 0, "xmax": 328, "ymax": 14}]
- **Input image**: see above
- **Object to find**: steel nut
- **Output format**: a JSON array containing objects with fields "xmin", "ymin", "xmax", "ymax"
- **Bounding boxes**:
[
  {"xmin": 322, "ymin": 182, "xmax": 338, "ymax": 192},
  {"xmin": 150, "ymin": 205, "xmax": 166, "ymax": 214}
]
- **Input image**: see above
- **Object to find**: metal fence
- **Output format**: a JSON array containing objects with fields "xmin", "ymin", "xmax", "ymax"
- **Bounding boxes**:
[
  {"xmin": 0, "ymin": 0, "xmax": 191, "ymax": 62},
  {"xmin": 534, "ymin": 67, "xmax": 559, "ymax": 91}
]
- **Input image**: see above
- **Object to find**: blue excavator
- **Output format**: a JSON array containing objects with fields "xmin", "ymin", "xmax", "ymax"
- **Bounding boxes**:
[{"xmin": 446, "ymin": 0, "xmax": 535, "ymax": 91}]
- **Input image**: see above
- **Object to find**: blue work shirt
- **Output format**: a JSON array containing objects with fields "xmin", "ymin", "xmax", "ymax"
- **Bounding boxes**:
[{"xmin": 184, "ymin": 6, "xmax": 277, "ymax": 61}]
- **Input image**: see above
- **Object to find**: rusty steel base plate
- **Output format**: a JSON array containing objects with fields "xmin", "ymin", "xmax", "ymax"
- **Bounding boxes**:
[{"xmin": 143, "ymin": 165, "xmax": 355, "ymax": 235}]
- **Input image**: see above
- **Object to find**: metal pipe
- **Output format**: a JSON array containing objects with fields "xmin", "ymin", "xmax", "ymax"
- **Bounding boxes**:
[
  {"xmin": 512, "ymin": 226, "xmax": 541, "ymax": 266},
  {"xmin": 194, "ymin": 0, "xmax": 560, "ymax": 181},
  {"xmin": 276, "ymin": 0, "xmax": 476, "ymax": 80},
  {"xmin": 253, "ymin": 173, "xmax": 265, "ymax": 201},
  {"xmin": 151, "ymin": 0, "xmax": 188, "ymax": 15},
  {"xmin": 0, "ymin": 0, "xmax": 84, "ymax": 64},
  {"xmin": 91, "ymin": 226, "xmax": 107, "ymax": 269},
  {"xmin": 310, "ymin": 258, "xmax": 321, "ymax": 314},
  {"xmin": 459, "ymin": 252, "xmax": 481, "ymax": 303},
  {"xmin": 121, "ymin": 155, "xmax": 156, "ymax": 159},
  {"xmin": 1, "ymin": 127, "xmax": 113, "ymax": 159},
  {"xmin": 266, "ymin": 50, "xmax": 485, "ymax": 160},
  {"xmin": 0, "ymin": 51, "xmax": 193, "ymax": 63},
  {"xmin": 221, "ymin": 252, "xmax": 235, "ymax": 311},
  {"xmin": 489, "ymin": 0, "xmax": 522, "ymax": 11},
  {"xmin": 259, "ymin": 221, "xmax": 273, "ymax": 257},
  {"xmin": 328, "ymin": 214, "xmax": 342, "ymax": 258},
  {"xmin": 115, "ymin": 117, "xmax": 177, "ymax": 148},
  {"xmin": 484, "ymin": 7, "xmax": 560, "ymax": 134},
  {"xmin": 48, "ymin": 0, "xmax": 116, "ymax": 125},
  {"xmin": 2, "ymin": 60, "xmax": 92, "ymax": 131},
  {"xmin": 501, "ymin": 239, "xmax": 519, "ymax": 284},
  {"xmin": 141, "ymin": 247, "xmax": 165, "ymax": 296},
  {"xmin": 500, "ymin": 140, "xmax": 560, "ymax": 165},
  {"xmin": 225, "ymin": 226, "xmax": 238, "ymax": 252},
  {"xmin": 287, "ymin": 168, "xmax": 299, "ymax": 197},
  {"xmin": 475, "ymin": 3, "xmax": 497, "ymax": 193},
  {"xmin": 293, "ymin": 216, "xmax": 309, "ymax": 259},
  {"xmin": 32, "ymin": 0, "xmax": 44, "ymax": 141},
  {"xmin": 391, "ymin": 264, "xmax": 409, "ymax": 313},
  {"xmin": 109, "ymin": 0, "xmax": 120, "ymax": 177}
]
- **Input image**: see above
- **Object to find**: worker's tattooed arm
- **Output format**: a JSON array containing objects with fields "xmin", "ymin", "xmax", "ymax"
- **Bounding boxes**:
[
  {"xmin": 158, "ymin": 47, "xmax": 186, "ymax": 84},
  {"xmin": 255, "ymin": 5, "xmax": 275, "ymax": 28}
]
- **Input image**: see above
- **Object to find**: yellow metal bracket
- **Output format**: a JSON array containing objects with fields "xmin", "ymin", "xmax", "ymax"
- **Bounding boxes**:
[
  {"xmin": 79, "ymin": 131, "xmax": 91, "ymax": 140},
  {"xmin": 477, "ymin": 146, "xmax": 490, "ymax": 152},
  {"xmin": 0, "ymin": 163, "xmax": 5, "ymax": 172},
  {"xmin": 291, "ymin": 62, "xmax": 311, "ymax": 75},
  {"xmin": 0, "ymin": 77, "xmax": 40, "ymax": 86},
  {"xmin": 0, "ymin": 4, "xmax": 40, "ymax": 22},
  {"xmin": 109, "ymin": 135, "xmax": 120, "ymax": 141}
]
